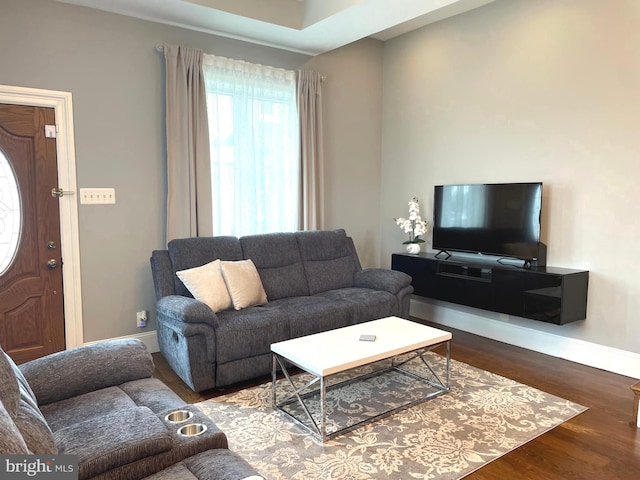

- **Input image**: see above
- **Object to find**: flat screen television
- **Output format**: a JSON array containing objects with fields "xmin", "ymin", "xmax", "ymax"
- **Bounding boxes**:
[{"xmin": 432, "ymin": 182, "xmax": 543, "ymax": 261}]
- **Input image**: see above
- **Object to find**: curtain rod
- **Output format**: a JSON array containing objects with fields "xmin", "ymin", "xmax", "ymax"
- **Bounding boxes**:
[{"xmin": 155, "ymin": 44, "xmax": 326, "ymax": 81}]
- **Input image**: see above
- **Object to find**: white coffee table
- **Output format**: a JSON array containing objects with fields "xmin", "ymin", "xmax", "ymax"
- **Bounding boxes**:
[{"xmin": 271, "ymin": 316, "xmax": 451, "ymax": 441}]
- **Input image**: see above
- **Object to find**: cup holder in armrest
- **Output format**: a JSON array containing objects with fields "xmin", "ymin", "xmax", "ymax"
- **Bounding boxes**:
[
  {"xmin": 165, "ymin": 410, "xmax": 194, "ymax": 423},
  {"xmin": 159, "ymin": 406, "xmax": 226, "ymax": 448},
  {"xmin": 177, "ymin": 423, "xmax": 208, "ymax": 437}
]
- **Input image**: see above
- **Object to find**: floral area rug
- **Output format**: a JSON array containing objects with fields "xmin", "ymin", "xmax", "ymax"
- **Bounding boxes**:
[{"xmin": 197, "ymin": 353, "xmax": 586, "ymax": 479}]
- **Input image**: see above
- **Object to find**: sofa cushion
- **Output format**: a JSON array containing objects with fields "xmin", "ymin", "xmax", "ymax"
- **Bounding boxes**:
[
  {"xmin": 314, "ymin": 287, "xmax": 397, "ymax": 325},
  {"xmin": 304, "ymin": 256, "xmax": 356, "ymax": 295},
  {"xmin": 0, "ymin": 400, "xmax": 29, "ymax": 454},
  {"xmin": 0, "ymin": 347, "xmax": 20, "ymax": 417},
  {"xmin": 142, "ymin": 449, "xmax": 263, "ymax": 480},
  {"xmin": 268, "ymin": 296, "xmax": 352, "ymax": 339},
  {"xmin": 0, "ymin": 347, "xmax": 58, "ymax": 454},
  {"xmin": 183, "ymin": 449, "xmax": 264, "ymax": 480},
  {"xmin": 40, "ymin": 379, "xmax": 184, "ymax": 444},
  {"xmin": 220, "ymin": 260, "xmax": 268, "ymax": 310},
  {"xmin": 54, "ymin": 406, "xmax": 173, "ymax": 480},
  {"xmin": 295, "ymin": 229, "xmax": 352, "ymax": 261},
  {"xmin": 295, "ymin": 230, "xmax": 358, "ymax": 295},
  {"xmin": 240, "ymin": 233, "xmax": 309, "ymax": 300},
  {"xmin": 177, "ymin": 259, "xmax": 233, "ymax": 313},
  {"xmin": 13, "ymin": 393, "xmax": 58, "ymax": 454},
  {"xmin": 169, "ymin": 237, "xmax": 244, "ymax": 297},
  {"xmin": 214, "ymin": 307, "xmax": 290, "ymax": 364},
  {"xmin": 40, "ymin": 386, "xmax": 137, "ymax": 433}
]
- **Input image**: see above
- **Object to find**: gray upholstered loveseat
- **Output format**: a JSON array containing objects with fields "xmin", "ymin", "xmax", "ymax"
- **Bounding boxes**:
[
  {"xmin": 0, "ymin": 339, "xmax": 261, "ymax": 480},
  {"xmin": 150, "ymin": 229, "xmax": 414, "ymax": 392}
]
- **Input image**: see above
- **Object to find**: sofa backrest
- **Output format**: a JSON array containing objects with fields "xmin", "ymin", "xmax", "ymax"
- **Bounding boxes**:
[
  {"xmin": 150, "ymin": 250, "xmax": 175, "ymax": 299},
  {"xmin": 294, "ymin": 229, "xmax": 360, "ymax": 295},
  {"xmin": 1, "ymin": 400, "xmax": 29, "ymax": 454},
  {"xmin": 152, "ymin": 230, "xmax": 364, "ymax": 301},
  {"xmin": 168, "ymin": 237, "xmax": 244, "ymax": 298},
  {"xmin": 240, "ymin": 232, "xmax": 309, "ymax": 301},
  {"xmin": 0, "ymin": 347, "xmax": 20, "ymax": 418},
  {"xmin": 0, "ymin": 347, "xmax": 58, "ymax": 454}
]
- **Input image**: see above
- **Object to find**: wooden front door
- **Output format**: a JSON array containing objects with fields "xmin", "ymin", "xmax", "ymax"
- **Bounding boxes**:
[{"xmin": 0, "ymin": 103, "xmax": 65, "ymax": 363}]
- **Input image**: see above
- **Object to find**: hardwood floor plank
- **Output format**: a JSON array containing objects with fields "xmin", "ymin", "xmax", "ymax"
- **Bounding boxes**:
[{"xmin": 152, "ymin": 319, "xmax": 640, "ymax": 478}]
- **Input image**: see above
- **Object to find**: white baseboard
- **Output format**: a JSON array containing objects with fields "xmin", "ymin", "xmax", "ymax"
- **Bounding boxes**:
[
  {"xmin": 84, "ymin": 330, "xmax": 159, "ymax": 354},
  {"xmin": 411, "ymin": 299, "xmax": 640, "ymax": 380}
]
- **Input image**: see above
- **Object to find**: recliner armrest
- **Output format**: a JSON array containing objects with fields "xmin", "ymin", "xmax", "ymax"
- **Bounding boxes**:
[
  {"xmin": 18, "ymin": 339, "xmax": 154, "ymax": 406},
  {"xmin": 156, "ymin": 295, "xmax": 218, "ymax": 326},
  {"xmin": 353, "ymin": 268, "xmax": 413, "ymax": 295}
]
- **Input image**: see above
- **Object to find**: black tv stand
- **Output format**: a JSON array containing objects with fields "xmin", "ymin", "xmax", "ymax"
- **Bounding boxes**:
[{"xmin": 391, "ymin": 252, "xmax": 588, "ymax": 325}]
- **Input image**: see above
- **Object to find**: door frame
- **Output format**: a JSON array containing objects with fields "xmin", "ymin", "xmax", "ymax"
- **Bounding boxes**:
[{"xmin": 0, "ymin": 84, "xmax": 83, "ymax": 349}]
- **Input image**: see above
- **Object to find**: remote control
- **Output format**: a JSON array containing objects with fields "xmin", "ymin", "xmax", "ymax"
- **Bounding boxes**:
[{"xmin": 359, "ymin": 334, "xmax": 376, "ymax": 342}]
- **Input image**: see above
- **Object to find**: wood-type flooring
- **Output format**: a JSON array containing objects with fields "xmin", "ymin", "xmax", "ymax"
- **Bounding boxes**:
[{"xmin": 152, "ymin": 319, "xmax": 640, "ymax": 479}]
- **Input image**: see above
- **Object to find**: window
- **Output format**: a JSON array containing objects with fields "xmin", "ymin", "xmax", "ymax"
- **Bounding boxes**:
[
  {"xmin": 203, "ymin": 55, "xmax": 299, "ymax": 237},
  {"xmin": 0, "ymin": 148, "xmax": 21, "ymax": 275}
]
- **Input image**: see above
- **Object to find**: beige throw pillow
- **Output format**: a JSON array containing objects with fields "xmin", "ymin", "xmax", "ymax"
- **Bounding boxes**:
[
  {"xmin": 220, "ymin": 259, "xmax": 268, "ymax": 310},
  {"xmin": 176, "ymin": 259, "xmax": 233, "ymax": 313}
]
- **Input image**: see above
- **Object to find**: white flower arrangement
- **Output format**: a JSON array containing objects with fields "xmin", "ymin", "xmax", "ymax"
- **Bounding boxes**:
[{"xmin": 395, "ymin": 197, "xmax": 429, "ymax": 244}]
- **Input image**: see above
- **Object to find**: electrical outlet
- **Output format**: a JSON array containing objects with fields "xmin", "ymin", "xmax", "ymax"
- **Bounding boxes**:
[{"xmin": 136, "ymin": 310, "xmax": 147, "ymax": 328}]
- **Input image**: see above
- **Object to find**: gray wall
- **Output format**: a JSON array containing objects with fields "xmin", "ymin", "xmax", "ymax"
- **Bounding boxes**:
[
  {"xmin": 3, "ymin": 0, "xmax": 638, "ymax": 368},
  {"xmin": 304, "ymin": 38, "xmax": 384, "ymax": 268},
  {"xmin": 380, "ymin": 0, "xmax": 640, "ymax": 357},
  {"xmin": 0, "ymin": 0, "xmax": 310, "ymax": 342}
]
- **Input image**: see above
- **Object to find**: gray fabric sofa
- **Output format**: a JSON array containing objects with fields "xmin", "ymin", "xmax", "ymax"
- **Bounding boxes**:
[
  {"xmin": 150, "ymin": 229, "xmax": 414, "ymax": 392},
  {"xmin": 0, "ymin": 339, "xmax": 261, "ymax": 480}
]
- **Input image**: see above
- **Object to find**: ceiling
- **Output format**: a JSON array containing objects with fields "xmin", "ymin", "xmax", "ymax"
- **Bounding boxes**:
[{"xmin": 57, "ymin": 0, "xmax": 496, "ymax": 56}]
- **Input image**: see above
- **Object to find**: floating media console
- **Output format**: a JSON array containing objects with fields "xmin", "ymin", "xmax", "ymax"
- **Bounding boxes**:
[{"xmin": 392, "ymin": 252, "xmax": 589, "ymax": 325}]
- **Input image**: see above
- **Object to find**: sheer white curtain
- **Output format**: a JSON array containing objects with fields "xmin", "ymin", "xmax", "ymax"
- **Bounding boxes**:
[{"xmin": 203, "ymin": 54, "xmax": 299, "ymax": 237}]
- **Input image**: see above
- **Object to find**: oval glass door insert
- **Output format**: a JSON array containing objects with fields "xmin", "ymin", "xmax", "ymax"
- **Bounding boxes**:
[{"xmin": 0, "ymin": 148, "xmax": 21, "ymax": 275}]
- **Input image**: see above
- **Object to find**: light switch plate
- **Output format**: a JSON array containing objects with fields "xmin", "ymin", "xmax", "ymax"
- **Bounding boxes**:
[{"xmin": 80, "ymin": 188, "xmax": 116, "ymax": 204}]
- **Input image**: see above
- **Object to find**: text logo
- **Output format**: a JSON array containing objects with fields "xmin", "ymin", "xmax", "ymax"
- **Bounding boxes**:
[{"xmin": 1, "ymin": 456, "xmax": 78, "ymax": 479}]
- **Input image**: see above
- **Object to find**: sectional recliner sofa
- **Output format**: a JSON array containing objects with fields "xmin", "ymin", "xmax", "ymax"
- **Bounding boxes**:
[
  {"xmin": 0, "ymin": 339, "xmax": 261, "ymax": 480},
  {"xmin": 150, "ymin": 229, "xmax": 414, "ymax": 392}
]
